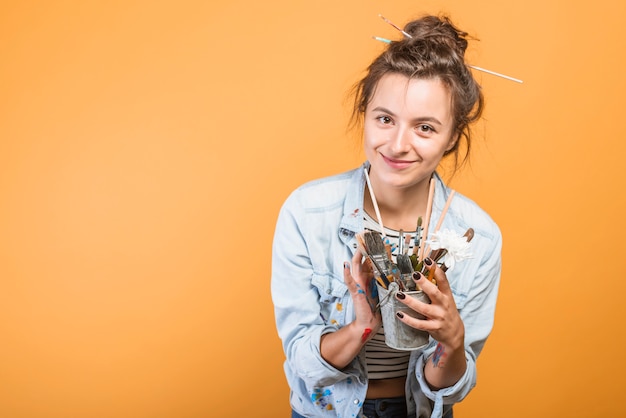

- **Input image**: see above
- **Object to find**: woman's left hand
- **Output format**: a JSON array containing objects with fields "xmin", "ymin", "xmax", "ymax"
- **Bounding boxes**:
[
  {"xmin": 395, "ymin": 258, "xmax": 464, "ymax": 350},
  {"xmin": 395, "ymin": 259, "xmax": 467, "ymax": 388}
]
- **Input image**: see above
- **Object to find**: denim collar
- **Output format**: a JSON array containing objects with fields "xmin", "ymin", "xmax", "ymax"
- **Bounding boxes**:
[{"xmin": 337, "ymin": 162, "xmax": 368, "ymax": 249}]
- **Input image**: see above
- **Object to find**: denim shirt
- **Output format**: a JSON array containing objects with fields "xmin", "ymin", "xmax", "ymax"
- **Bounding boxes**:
[{"xmin": 271, "ymin": 163, "xmax": 502, "ymax": 418}]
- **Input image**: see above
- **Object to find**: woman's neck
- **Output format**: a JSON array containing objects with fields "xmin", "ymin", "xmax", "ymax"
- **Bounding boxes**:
[{"xmin": 363, "ymin": 176, "xmax": 432, "ymax": 232}]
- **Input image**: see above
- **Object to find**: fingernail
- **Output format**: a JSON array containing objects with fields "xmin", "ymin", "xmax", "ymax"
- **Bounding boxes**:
[
  {"xmin": 424, "ymin": 257, "xmax": 433, "ymax": 266},
  {"xmin": 396, "ymin": 292, "xmax": 406, "ymax": 300},
  {"xmin": 344, "ymin": 262, "xmax": 350, "ymax": 269},
  {"xmin": 396, "ymin": 312, "xmax": 404, "ymax": 319},
  {"xmin": 412, "ymin": 271, "xmax": 422, "ymax": 280}
]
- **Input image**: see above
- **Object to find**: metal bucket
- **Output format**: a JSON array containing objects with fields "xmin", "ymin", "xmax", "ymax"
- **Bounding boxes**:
[{"xmin": 377, "ymin": 281, "xmax": 430, "ymax": 351}]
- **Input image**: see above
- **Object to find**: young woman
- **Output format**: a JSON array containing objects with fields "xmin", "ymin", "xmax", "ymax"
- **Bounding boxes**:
[{"xmin": 271, "ymin": 14, "xmax": 502, "ymax": 418}]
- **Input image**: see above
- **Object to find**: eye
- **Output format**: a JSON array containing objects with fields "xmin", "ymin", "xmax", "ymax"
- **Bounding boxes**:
[
  {"xmin": 417, "ymin": 124, "xmax": 435, "ymax": 134},
  {"xmin": 376, "ymin": 115, "xmax": 393, "ymax": 125}
]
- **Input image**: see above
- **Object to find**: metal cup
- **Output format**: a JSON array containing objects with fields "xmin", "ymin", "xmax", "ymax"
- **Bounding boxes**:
[{"xmin": 376, "ymin": 281, "xmax": 430, "ymax": 350}]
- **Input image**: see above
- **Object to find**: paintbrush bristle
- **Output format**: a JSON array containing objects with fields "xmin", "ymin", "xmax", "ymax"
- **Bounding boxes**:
[
  {"xmin": 396, "ymin": 254, "xmax": 413, "ymax": 274},
  {"xmin": 364, "ymin": 231, "xmax": 386, "ymax": 256},
  {"xmin": 356, "ymin": 232, "xmax": 390, "ymax": 286},
  {"xmin": 396, "ymin": 254, "xmax": 415, "ymax": 291}
]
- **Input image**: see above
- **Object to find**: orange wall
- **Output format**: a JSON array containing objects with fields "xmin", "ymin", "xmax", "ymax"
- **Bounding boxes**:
[{"xmin": 1, "ymin": 1, "xmax": 625, "ymax": 417}]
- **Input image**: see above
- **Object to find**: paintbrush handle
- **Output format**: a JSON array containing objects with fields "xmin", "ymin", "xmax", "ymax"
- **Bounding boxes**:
[
  {"xmin": 367, "ymin": 255, "xmax": 391, "ymax": 288},
  {"xmin": 419, "ymin": 179, "xmax": 436, "ymax": 260}
]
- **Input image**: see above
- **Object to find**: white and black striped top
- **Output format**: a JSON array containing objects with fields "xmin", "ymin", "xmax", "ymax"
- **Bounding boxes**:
[{"xmin": 364, "ymin": 326, "xmax": 410, "ymax": 379}]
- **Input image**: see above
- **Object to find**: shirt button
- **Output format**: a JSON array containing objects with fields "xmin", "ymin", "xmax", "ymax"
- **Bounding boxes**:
[
  {"xmin": 353, "ymin": 399, "xmax": 359, "ymax": 404},
  {"xmin": 326, "ymin": 289, "xmax": 332, "ymax": 294}
]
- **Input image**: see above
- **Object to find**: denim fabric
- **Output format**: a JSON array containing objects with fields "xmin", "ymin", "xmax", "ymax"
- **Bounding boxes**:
[
  {"xmin": 362, "ymin": 397, "xmax": 408, "ymax": 418},
  {"xmin": 273, "ymin": 163, "xmax": 502, "ymax": 418},
  {"xmin": 293, "ymin": 398, "xmax": 454, "ymax": 418}
]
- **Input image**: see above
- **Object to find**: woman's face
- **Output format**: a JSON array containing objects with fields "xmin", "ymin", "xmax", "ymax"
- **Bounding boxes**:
[{"xmin": 364, "ymin": 73, "xmax": 457, "ymax": 192}]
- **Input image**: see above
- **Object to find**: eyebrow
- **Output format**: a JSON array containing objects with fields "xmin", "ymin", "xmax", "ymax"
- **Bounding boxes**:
[{"xmin": 371, "ymin": 106, "xmax": 443, "ymax": 126}]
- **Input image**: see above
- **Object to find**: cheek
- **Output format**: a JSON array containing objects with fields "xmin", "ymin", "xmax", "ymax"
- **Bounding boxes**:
[
  {"xmin": 363, "ymin": 144, "xmax": 376, "ymax": 162},
  {"xmin": 416, "ymin": 141, "xmax": 450, "ymax": 162},
  {"xmin": 362, "ymin": 130, "xmax": 379, "ymax": 153},
  {"xmin": 363, "ymin": 124, "xmax": 391, "ymax": 146}
]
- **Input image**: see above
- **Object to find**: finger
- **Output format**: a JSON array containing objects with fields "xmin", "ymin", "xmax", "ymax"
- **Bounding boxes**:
[
  {"xmin": 431, "ymin": 264, "xmax": 452, "ymax": 296},
  {"xmin": 394, "ymin": 289, "xmax": 433, "ymax": 318},
  {"xmin": 421, "ymin": 257, "xmax": 438, "ymax": 284},
  {"xmin": 412, "ymin": 271, "xmax": 439, "ymax": 300},
  {"xmin": 417, "ymin": 258, "xmax": 451, "ymax": 303},
  {"xmin": 343, "ymin": 261, "xmax": 358, "ymax": 294},
  {"xmin": 345, "ymin": 259, "xmax": 380, "ymax": 316},
  {"xmin": 352, "ymin": 252, "xmax": 379, "ymax": 292},
  {"xmin": 344, "ymin": 260, "xmax": 371, "ymax": 299},
  {"xmin": 395, "ymin": 309, "xmax": 436, "ymax": 332},
  {"xmin": 350, "ymin": 251, "xmax": 367, "ymax": 280},
  {"xmin": 352, "ymin": 249, "xmax": 364, "ymax": 267}
]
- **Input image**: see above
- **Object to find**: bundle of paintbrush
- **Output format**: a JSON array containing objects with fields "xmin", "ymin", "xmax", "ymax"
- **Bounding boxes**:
[
  {"xmin": 357, "ymin": 225, "xmax": 474, "ymax": 291},
  {"xmin": 356, "ymin": 230, "xmax": 403, "ymax": 290}
]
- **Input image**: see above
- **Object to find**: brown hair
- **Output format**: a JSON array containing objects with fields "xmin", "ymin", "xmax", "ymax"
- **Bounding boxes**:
[{"xmin": 350, "ymin": 14, "xmax": 484, "ymax": 172}]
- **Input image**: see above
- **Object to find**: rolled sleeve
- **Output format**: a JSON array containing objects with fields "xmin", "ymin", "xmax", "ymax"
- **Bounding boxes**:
[
  {"xmin": 411, "ymin": 217, "xmax": 502, "ymax": 417},
  {"xmin": 414, "ymin": 347, "xmax": 476, "ymax": 416}
]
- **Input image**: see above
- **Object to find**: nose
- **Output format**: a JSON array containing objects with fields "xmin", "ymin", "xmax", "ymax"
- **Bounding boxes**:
[{"xmin": 390, "ymin": 125, "xmax": 412, "ymax": 154}]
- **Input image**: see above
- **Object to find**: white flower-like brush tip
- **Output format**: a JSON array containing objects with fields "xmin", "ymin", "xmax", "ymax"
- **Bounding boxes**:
[{"xmin": 426, "ymin": 228, "xmax": 472, "ymax": 271}]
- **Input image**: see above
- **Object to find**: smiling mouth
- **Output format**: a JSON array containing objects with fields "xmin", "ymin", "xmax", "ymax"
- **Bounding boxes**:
[{"xmin": 382, "ymin": 154, "xmax": 415, "ymax": 166}]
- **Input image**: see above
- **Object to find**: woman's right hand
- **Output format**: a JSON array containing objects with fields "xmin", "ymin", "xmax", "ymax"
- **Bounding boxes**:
[
  {"xmin": 343, "ymin": 251, "xmax": 382, "ymax": 343},
  {"xmin": 320, "ymin": 251, "xmax": 382, "ymax": 369}
]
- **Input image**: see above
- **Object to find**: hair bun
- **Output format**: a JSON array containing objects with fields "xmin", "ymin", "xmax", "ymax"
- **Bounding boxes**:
[{"xmin": 403, "ymin": 15, "xmax": 469, "ymax": 55}]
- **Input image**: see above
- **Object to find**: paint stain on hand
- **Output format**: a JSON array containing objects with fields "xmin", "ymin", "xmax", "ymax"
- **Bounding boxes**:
[{"xmin": 361, "ymin": 327, "xmax": 372, "ymax": 343}]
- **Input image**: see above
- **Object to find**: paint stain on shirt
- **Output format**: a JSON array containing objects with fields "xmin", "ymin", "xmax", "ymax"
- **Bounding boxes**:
[{"xmin": 311, "ymin": 388, "xmax": 334, "ymax": 411}]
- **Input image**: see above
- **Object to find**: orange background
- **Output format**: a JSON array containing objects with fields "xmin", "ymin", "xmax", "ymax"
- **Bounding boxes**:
[{"xmin": 1, "ymin": 1, "xmax": 625, "ymax": 417}]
